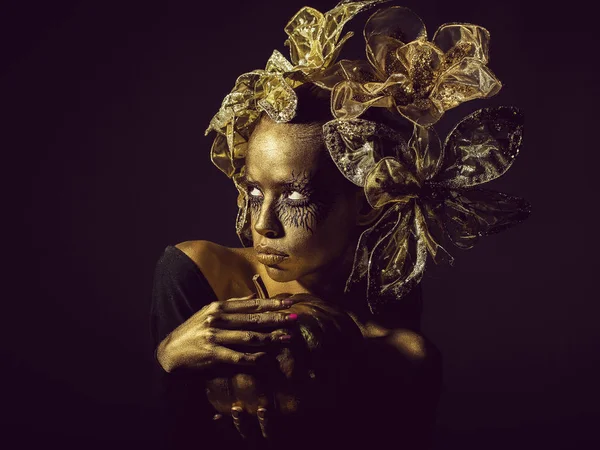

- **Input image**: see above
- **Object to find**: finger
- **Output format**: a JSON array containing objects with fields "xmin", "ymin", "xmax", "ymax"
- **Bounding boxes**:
[
  {"xmin": 230, "ymin": 405, "xmax": 248, "ymax": 439},
  {"xmin": 215, "ymin": 312, "xmax": 299, "ymax": 330},
  {"xmin": 200, "ymin": 294, "xmax": 258, "ymax": 324},
  {"xmin": 220, "ymin": 296, "xmax": 298, "ymax": 314},
  {"xmin": 257, "ymin": 407, "xmax": 269, "ymax": 439},
  {"xmin": 231, "ymin": 373, "xmax": 271, "ymax": 440},
  {"xmin": 210, "ymin": 329, "xmax": 291, "ymax": 348}
]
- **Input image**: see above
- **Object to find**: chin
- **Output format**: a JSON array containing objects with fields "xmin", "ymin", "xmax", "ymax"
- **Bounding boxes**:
[{"xmin": 263, "ymin": 264, "xmax": 299, "ymax": 283}]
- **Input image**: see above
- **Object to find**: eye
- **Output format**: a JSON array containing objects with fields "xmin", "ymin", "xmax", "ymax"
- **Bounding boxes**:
[
  {"xmin": 249, "ymin": 187, "xmax": 263, "ymax": 198},
  {"xmin": 287, "ymin": 191, "xmax": 306, "ymax": 201}
]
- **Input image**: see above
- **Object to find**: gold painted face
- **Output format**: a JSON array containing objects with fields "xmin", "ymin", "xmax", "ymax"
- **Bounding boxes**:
[{"xmin": 244, "ymin": 118, "xmax": 361, "ymax": 285}]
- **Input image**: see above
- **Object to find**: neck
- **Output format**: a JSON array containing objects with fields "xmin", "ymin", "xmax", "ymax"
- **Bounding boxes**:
[
  {"xmin": 257, "ymin": 240, "xmax": 357, "ymax": 302},
  {"xmin": 296, "ymin": 244, "xmax": 356, "ymax": 301}
]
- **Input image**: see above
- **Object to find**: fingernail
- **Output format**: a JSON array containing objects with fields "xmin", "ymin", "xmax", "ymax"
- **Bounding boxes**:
[
  {"xmin": 213, "ymin": 414, "xmax": 223, "ymax": 421},
  {"xmin": 281, "ymin": 299, "xmax": 294, "ymax": 307},
  {"xmin": 257, "ymin": 407, "xmax": 268, "ymax": 439},
  {"xmin": 278, "ymin": 334, "xmax": 292, "ymax": 343},
  {"xmin": 231, "ymin": 406, "xmax": 243, "ymax": 419},
  {"xmin": 287, "ymin": 313, "xmax": 298, "ymax": 321},
  {"xmin": 257, "ymin": 407, "xmax": 267, "ymax": 419}
]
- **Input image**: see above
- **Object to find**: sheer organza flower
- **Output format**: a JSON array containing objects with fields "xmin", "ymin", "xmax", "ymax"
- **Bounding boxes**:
[
  {"xmin": 330, "ymin": 6, "xmax": 502, "ymax": 126},
  {"xmin": 285, "ymin": 0, "xmax": 389, "ymax": 75},
  {"xmin": 205, "ymin": 0, "xmax": 385, "ymax": 177},
  {"xmin": 324, "ymin": 107, "xmax": 530, "ymax": 312}
]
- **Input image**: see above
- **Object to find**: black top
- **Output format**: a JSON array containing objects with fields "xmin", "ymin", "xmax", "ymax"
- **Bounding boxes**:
[
  {"xmin": 150, "ymin": 245, "xmax": 217, "ymax": 347},
  {"xmin": 150, "ymin": 246, "xmax": 246, "ymax": 449}
]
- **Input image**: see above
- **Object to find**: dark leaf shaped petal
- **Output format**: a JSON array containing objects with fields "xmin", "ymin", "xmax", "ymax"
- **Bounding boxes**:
[
  {"xmin": 366, "ymin": 202, "xmax": 428, "ymax": 313},
  {"xmin": 323, "ymin": 119, "xmax": 408, "ymax": 186},
  {"xmin": 418, "ymin": 202, "xmax": 455, "ymax": 265},
  {"xmin": 409, "ymin": 124, "xmax": 443, "ymax": 181},
  {"xmin": 436, "ymin": 106, "xmax": 523, "ymax": 187},
  {"xmin": 345, "ymin": 201, "xmax": 406, "ymax": 295},
  {"xmin": 440, "ymin": 187, "xmax": 531, "ymax": 249}
]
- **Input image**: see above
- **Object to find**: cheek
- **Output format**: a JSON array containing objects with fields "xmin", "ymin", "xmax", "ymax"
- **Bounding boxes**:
[
  {"xmin": 285, "ymin": 198, "xmax": 357, "ymax": 256},
  {"xmin": 248, "ymin": 193, "xmax": 357, "ymax": 257},
  {"xmin": 277, "ymin": 201, "xmax": 327, "ymax": 233}
]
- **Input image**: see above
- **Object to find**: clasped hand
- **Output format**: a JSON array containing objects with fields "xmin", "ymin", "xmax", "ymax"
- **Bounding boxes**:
[
  {"xmin": 156, "ymin": 293, "xmax": 303, "ymax": 439},
  {"xmin": 156, "ymin": 293, "xmax": 362, "ymax": 441}
]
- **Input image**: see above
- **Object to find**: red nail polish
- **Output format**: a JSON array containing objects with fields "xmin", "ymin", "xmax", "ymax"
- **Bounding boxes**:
[
  {"xmin": 279, "ymin": 334, "xmax": 292, "ymax": 342},
  {"xmin": 287, "ymin": 313, "xmax": 298, "ymax": 321},
  {"xmin": 282, "ymin": 299, "xmax": 293, "ymax": 307}
]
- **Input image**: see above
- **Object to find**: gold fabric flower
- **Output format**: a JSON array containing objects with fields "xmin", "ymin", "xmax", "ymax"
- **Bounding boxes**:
[
  {"xmin": 330, "ymin": 6, "xmax": 502, "ymax": 126},
  {"xmin": 205, "ymin": 0, "xmax": 386, "ymax": 178},
  {"xmin": 285, "ymin": 0, "xmax": 389, "ymax": 75},
  {"xmin": 205, "ymin": 1, "xmax": 530, "ymax": 312},
  {"xmin": 324, "ymin": 107, "xmax": 530, "ymax": 312}
]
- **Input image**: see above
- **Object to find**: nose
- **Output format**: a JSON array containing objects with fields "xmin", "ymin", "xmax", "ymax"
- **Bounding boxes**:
[{"xmin": 253, "ymin": 198, "xmax": 283, "ymax": 239}]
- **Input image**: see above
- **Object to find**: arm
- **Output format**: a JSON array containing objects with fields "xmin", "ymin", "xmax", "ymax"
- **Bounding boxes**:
[
  {"xmin": 151, "ymin": 245, "xmax": 305, "ymax": 443},
  {"xmin": 150, "ymin": 246, "xmax": 219, "ymax": 449}
]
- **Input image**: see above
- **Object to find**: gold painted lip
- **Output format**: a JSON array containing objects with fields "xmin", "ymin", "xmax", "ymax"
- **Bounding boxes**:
[
  {"xmin": 255, "ymin": 245, "xmax": 288, "ymax": 256},
  {"xmin": 256, "ymin": 253, "xmax": 287, "ymax": 266}
]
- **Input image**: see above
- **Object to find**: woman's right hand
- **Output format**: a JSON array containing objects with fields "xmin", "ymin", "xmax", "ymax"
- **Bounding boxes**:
[{"xmin": 155, "ymin": 293, "xmax": 299, "ymax": 373}]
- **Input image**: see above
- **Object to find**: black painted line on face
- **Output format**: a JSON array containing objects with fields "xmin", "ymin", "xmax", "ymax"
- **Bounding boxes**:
[{"xmin": 245, "ymin": 170, "xmax": 332, "ymax": 234}]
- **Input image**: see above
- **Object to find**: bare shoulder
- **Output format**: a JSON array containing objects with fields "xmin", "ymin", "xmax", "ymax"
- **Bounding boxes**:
[
  {"xmin": 175, "ymin": 240, "xmax": 234, "ymax": 269},
  {"xmin": 361, "ymin": 318, "xmax": 441, "ymax": 367},
  {"xmin": 175, "ymin": 240, "xmax": 257, "ymax": 301},
  {"xmin": 384, "ymin": 329, "xmax": 440, "ymax": 366}
]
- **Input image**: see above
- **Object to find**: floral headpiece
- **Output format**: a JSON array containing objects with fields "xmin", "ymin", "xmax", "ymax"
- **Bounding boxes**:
[{"xmin": 206, "ymin": 0, "xmax": 530, "ymax": 313}]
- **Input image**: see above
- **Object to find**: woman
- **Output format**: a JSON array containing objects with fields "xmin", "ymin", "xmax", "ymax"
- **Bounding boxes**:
[
  {"xmin": 151, "ymin": 1, "xmax": 528, "ymax": 449},
  {"xmin": 151, "ymin": 84, "xmax": 441, "ymax": 448}
]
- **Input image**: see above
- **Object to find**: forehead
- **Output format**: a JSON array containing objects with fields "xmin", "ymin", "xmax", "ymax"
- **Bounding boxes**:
[{"xmin": 246, "ymin": 121, "xmax": 324, "ymax": 182}]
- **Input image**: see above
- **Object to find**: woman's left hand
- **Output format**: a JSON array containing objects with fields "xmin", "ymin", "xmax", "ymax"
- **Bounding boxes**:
[{"xmin": 206, "ymin": 293, "xmax": 364, "ymax": 441}]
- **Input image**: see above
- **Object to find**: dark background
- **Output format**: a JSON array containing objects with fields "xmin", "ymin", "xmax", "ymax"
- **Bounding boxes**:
[{"xmin": 3, "ymin": 0, "xmax": 598, "ymax": 448}]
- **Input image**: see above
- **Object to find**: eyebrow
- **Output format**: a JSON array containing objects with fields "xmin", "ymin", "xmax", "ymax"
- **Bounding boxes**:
[{"xmin": 239, "ymin": 170, "xmax": 314, "ymax": 190}]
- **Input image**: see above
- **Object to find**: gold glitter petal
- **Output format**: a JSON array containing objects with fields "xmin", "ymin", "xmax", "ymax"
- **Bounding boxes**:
[{"xmin": 264, "ymin": 50, "xmax": 295, "ymax": 73}]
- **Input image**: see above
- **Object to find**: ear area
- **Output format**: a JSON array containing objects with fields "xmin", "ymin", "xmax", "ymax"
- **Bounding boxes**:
[{"xmin": 355, "ymin": 189, "xmax": 384, "ymax": 227}]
